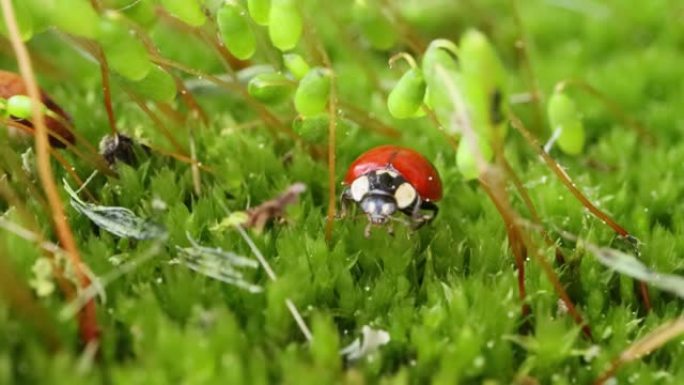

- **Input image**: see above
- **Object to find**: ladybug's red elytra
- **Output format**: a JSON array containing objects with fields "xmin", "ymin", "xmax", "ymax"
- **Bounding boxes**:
[{"xmin": 341, "ymin": 145, "xmax": 443, "ymax": 236}]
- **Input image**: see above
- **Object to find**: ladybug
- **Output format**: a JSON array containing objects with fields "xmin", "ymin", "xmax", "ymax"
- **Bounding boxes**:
[{"xmin": 341, "ymin": 145, "xmax": 443, "ymax": 236}]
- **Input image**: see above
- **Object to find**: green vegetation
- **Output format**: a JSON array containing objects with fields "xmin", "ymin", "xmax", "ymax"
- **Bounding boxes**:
[{"xmin": 1, "ymin": 0, "xmax": 684, "ymax": 384}]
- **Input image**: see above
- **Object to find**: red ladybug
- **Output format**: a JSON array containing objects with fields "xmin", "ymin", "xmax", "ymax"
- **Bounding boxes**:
[{"xmin": 342, "ymin": 145, "xmax": 443, "ymax": 235}]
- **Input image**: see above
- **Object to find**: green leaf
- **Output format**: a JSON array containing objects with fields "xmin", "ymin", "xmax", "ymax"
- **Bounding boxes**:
[
  {"xmin": 421, "ymin": 39, "xmax": 463, "ymax": 130},
  {"xmin": 294, "ymin": 68, "xmax": 330, "ymax": 118},
  {"xmin": 115, "ymin": 0, "xmax": 158, "ymax": 28},
  {"xmin": 547, "ymin": 92, "xmax": 585, "ymax": 155},
  {"xmin": 459, "ymin": 30, "xmax": 507, "ymax": 138},
  {"xmin": 268, "ymin": 0, "xmax": 302, "ymax": 51},
  {"xmin": 159, "ymin": 0, "xmax": 206, "ymax": 27},
  {"xmin": 353, "ymin": 2, "xmax": 396, "ymax": 50},
  {"xmin": 387, "ymin": 68, "xmax": 426, "ymax": 119},
  {"xmin": 217, "ymin": 3, "xmax": 257, "ymax": 60},
  {"xmin": 97, "ymin": 13, "xmax": 152, "ymax": 81},
  {"xmin": 456, "ymin": 135, "xmax": 493, "ymax": 180},
  {"xmin": 6, "ymin": 95, "xmax": 37, "ymax": 119},
  {"xmin": 247, "ymin": 0, "xmax": 271, "ymax": 26},
  {"xmin": 123, "ymin": 65, "xmax": 177, "ymax": 102},
  {"xmin": 283, "ymin": 53, "xmax": 310, "ymax": 80},
  {"xmin": 247, "ymin": 72, "xmax": 293, "ymax": 104},
  {"xmin": 458, "ymin": 29, "xmax": 506, "ymax": 101},
  {"xmin": 51, "ymin": 0, "xmax": 100, "ymax": 38}
]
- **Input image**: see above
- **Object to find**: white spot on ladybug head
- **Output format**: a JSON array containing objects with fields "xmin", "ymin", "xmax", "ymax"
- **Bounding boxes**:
[
  {"xmin": 394, "ymin": 183, "xmax": 417, "ymax": 209},
  {"xmin": 351, "ymin": 176, "xmax": 370, "ymax": 201},
  {"xmin": 376, "ymin": 169, "xmax": 398, "ymax": 178}
]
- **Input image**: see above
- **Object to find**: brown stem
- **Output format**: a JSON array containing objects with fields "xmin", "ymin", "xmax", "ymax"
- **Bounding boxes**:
[
  {"xmin": 480, "ymin": 180, "xmax": 530, "ymax": 318},
  {"xmin": 509, "ymin": 114, "xmax": 630, "ymax": 238},
  {"xmin": 500, "ymin": 157, "xmax": 567, "ymax": 265},
  {"xmin": 301, "ymin": 13, "xmax": 339, "ymax": 243},
  {"xmin": 480, "ymin": 173, "xmax": 592, "ymax": 339},
  {"xmin": 1, "ymin": 0, "xmax": 99, "ymax": 346},
  {"xmin": 510, "ymin": 113, "xmax": 651, "ymax": 311},
  {"xmin": 96, "ymin": 47, "xmax": 118, "ymax": 135},
  {"xmin": 324, "ymin": 74, "xmax": 338, "ymax": 243},
  {"xmin": 169, "ymin": 72, "xmax": 209, "ymax": 126}
]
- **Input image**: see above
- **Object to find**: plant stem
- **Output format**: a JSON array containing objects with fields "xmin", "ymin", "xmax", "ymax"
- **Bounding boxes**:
[
  {"xmin": 509, "ymin": 113, "xmax": 651, "ymax": 311},
  {"xmin": 96, "ymin": 47, "xmax": 118, "ymax": 135},
  {"xmin": 0, "ymin": 0, "xmax": 99, "ymax": 346}
]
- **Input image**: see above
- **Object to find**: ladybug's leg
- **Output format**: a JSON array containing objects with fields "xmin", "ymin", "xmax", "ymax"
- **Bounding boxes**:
[
  {"xmin": 364, "ymin": 220, "xmax": 373, "ymax": 238},
  {"xmin": 338, "ymin": 188, "xmax": 354, "ymax": 219},
  {"xmin": 386, "ymin": 222, "xmax": 395, "ymax": 237},
  {"xmin": 407, "ymin": 199, "xmax": 439, "ymax": 229},
  {"xmin": 419, "ymin": 201, "xmax": 439, "ymax": 222}
]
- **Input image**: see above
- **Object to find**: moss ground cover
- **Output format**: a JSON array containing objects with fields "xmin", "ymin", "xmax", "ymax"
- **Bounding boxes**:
[{"xmin": 1, "ymin": 0, "xmax": 684, "ymax": 384}]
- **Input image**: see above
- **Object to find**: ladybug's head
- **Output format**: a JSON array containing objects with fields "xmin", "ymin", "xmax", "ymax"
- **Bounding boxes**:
[
  {"xmin": 348, "ymin": 169, "xmax": 418, "ymax": 226},
  {"xmin": 360, "ymin": 192, "xmax": 397, "ymax": 225}
]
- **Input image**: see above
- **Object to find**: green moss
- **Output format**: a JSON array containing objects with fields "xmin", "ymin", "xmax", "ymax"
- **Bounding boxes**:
[{"xmin": 1, "ymin": 0, "xmax": 684, "ymax": 384}]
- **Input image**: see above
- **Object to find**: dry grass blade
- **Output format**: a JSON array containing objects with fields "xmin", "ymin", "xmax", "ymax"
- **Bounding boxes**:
[
  {"xmin": 594, "ymin": 318, "xmax": 684, "ymax": 385},
  {"xmin": 539, "ymin": 225, "xmax": 684, "ymax": 299},
  {"xmin": 245, "ymin": 183, "xmax": 307, "ymax": 232},
  {"xmin": 174, "ymin": 233, "xmax": 262, "ymax": 293},
  {"xmin": 64, "ymin": 180, "xmax": 167, "ymax": 240}
]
